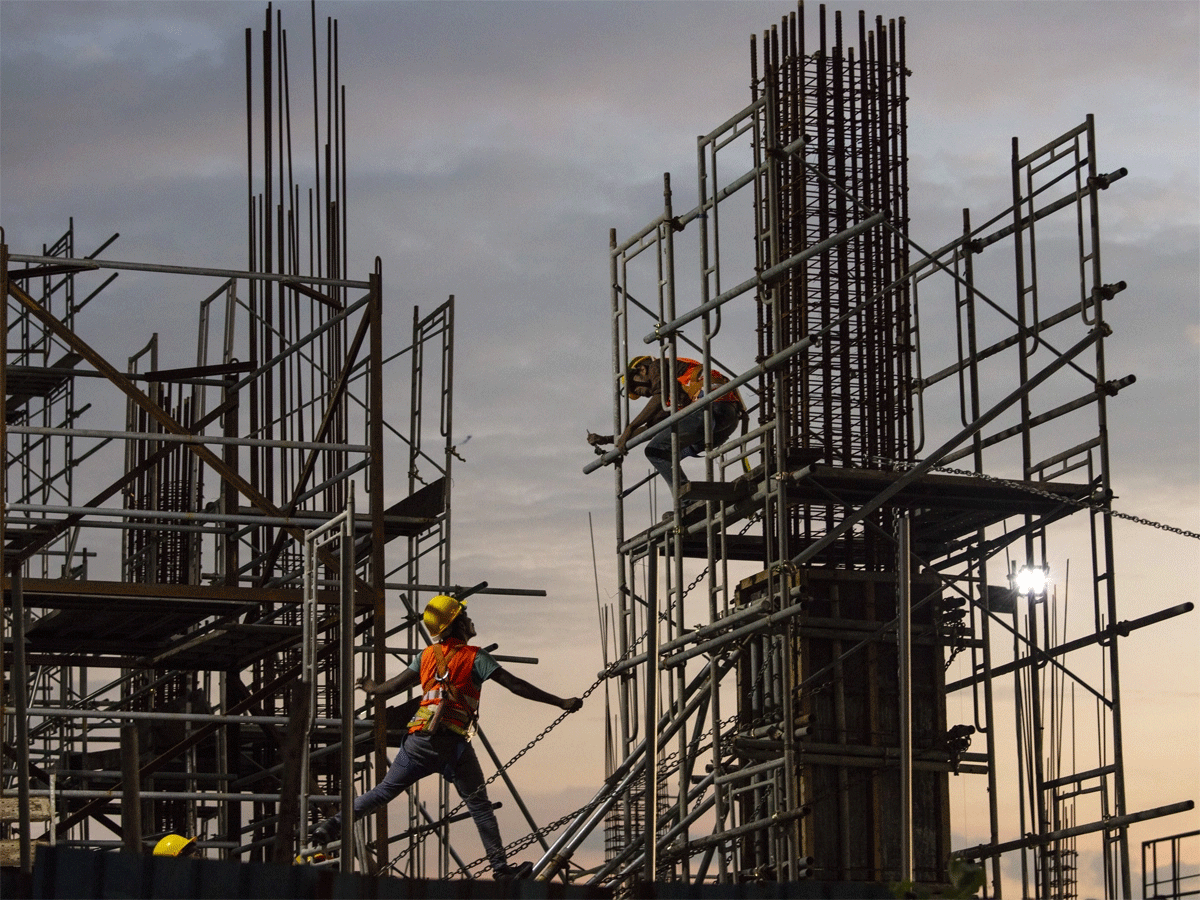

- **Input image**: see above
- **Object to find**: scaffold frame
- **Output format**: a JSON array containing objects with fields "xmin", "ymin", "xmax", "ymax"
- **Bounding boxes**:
[{"xmin": 576, "ymin": 5, "xmax": 1193, "ymax": 897}]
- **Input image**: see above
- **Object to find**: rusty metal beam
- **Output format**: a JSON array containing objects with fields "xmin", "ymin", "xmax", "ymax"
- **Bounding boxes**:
[
  {"xmin": 5, "ymin": 277, "xmax": 371, "ymax": 599},
  {"xmin": 256, "ymin": 298, "xmax": 372, "ymax": 580},
  {"xmin": 3, "ymin": 395, "xmax": 237, "ymax": 569}
]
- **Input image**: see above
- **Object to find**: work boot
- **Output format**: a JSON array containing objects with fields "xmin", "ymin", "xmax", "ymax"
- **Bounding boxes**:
[
  {"xmin": 308, "ymin": 819, "xmax": 336, "ymax": 846},
  {"xmin": 493, "ymin": 861, "xmax": 533, "ymax": 881}
]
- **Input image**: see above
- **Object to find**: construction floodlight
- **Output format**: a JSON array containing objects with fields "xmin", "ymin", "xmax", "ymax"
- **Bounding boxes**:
[{"xmin": 1014, "ymin": 564, "xmax": 1050, "ymax": 598}]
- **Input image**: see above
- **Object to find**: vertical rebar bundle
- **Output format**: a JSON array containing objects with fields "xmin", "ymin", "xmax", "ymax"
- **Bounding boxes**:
[
  {"xmin": 1, "ymin": 2, "xmax": 466, "ymax": 878},
  {"xmin": 755, "ymin": 7, "xmax": 911, "ymax": 571},
  {"xmin": 579, "ymin": 3, "xmax": 1176, "ymax": 896}
]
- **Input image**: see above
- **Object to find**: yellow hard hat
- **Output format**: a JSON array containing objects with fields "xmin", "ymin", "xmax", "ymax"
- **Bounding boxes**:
[
  {"xmin": 620, "ymin": 355, "xmax": 653, "ymax": 395},
  {"xmin": 423, "ymin": 594, "xmax": 464, "ymax": 639},
  {"xmin": 153, "ymin": 833, "xmax": 197, "ymax": 857}
]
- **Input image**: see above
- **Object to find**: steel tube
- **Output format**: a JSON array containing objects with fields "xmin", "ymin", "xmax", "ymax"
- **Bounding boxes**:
[
  {"xmin": 789, "ymin": 326, "xmax": 1104, "ymax": 569},
  {"xmin": 27, "ymin": 788, "xmax": 342, "ymax": 803},
  {"xmin": 945, "ymin": 602, "xmax": 1194, "ymax": 694},
  {"xmin": 602, "ymin": 599, "xmax": 769, "ymax": 677},
  {"xmin": 6, "ymin": 503, "xmax": 380, "ymax": 530},
  {"xmin": 610, "ymin": 786, "xmax": 718, "ymax": 882},
  {"xmin": 12, "ymin": 707, "xmax": 372, "ymax": 728},
  {"xmin": 7, "ymin": 252, "xmax": 371, "ymax": 289},
  {"xmin": 542, "ymin": 657, "xmax": 730, "ymax": 881},
  {"xmin": 898, "ymin": 513, "xmax": 913, "ymax": 883},
  {"xmin": 339, "ymin": 491, "xmax": 356, "ymax": 872},
  {"xmin": 8, "ymin": 425, "xmax": 369, "ymax": 453},
  {"xmin": 661, "ymin": 596, "xmax": 808, "ymax": 667},
  {"xmin": 12, "ymin": 572, "xmax": 33, "ymax": 874},
  {"xmin": 678, "ymin": 805, "xmax": 810, "ymax": 853},
  {"xmin": 643, "ymin": 211, "xmax": 887, "ymax": 344},
  {"xmin": 956, "ymin": 800, "xmax": 1195, "ymax": 861},
  {"xmin": 644, "ymin": 549, "xmax": 659, "ymax": 881}
]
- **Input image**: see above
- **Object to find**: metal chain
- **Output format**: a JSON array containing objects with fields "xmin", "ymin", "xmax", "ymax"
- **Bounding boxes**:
[
  {"xmin": 871, "ymin": 456, "xmax": 1200, "ymax": 540},
  {"xmin": 452, "ymin": 742, "xmax": 698, "ymax": 878},
  {"xmin": 386, "ymin": 512, "xmax": 769, "ymax": 878},
  {"xmin": 385, "ymin": 608, "xmax": 671, "ymax": 876},
  {"xmin": 384, "ymin": 676, "xmax": 606, "ymax": 875}
]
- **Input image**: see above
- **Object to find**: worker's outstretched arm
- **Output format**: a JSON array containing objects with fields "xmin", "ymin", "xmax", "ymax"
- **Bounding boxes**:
[
  {"xmin": 358, "ymin": 666, "xmax": 420, "ymax": 700},
  {"xmin": 491, "ymin": 667, "xmax": 582, "ymax": 712},
  {"xmin": 616, "ymin": 399, "xmax": 674, "ymax": 453}
]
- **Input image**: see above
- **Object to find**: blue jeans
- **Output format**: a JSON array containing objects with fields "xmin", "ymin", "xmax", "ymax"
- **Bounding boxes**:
[
  {"xmin": 325, "ymin": 730, "xmax": 508, "ymax": 872},
  {"xmin": 645, "ymin": 402, "xmax": 740, "ymax": 491}
]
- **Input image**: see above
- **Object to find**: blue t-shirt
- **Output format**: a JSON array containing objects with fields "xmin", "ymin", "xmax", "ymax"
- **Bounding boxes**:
[{"xmin": 407, "ymin": 644, "xmax": 499, "ymax": 689}]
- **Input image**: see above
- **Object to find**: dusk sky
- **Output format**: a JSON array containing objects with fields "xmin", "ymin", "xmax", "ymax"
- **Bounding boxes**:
[{"xmin": 2, "ymin": 2, "xmax": 1196, "ymax": 895}]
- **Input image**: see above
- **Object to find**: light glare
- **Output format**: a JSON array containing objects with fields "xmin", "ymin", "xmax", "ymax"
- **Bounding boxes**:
[{"xmin": 1015, "ymin": 565, "xmax": 1049, "ymax": 597}]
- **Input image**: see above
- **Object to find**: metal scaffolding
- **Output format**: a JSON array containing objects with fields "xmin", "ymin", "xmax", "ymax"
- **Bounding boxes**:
[
  {"xmin": 1, "ymin": 2, "xmax": 548, "ymax": 881},
  {"xmin": 575, "ymin": 3, "xmax": 1193, "ymax": 896},
  {"xmin": 3, "ymin": 2, "xmax": 1194, "ymax": 894}
]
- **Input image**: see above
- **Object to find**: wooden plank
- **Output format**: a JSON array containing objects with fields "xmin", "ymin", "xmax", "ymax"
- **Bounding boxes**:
[
  {"xmin": 0, "ymin": 839, "xmax": 47, "ymax": 867},
  {"xmin": 0, "ymin": 796, "xmax": 51, "ymax": 821}
]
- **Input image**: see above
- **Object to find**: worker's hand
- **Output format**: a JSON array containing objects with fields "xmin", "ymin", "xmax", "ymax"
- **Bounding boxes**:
[
  {"xmin": 586, "ymin": 431, "xmax": 612, "ymax": 447},
  {"xmin": 356, "ymin": 676, "xmax": 376, "ymax": 696},
  {"xmin": 559, "ymin": 697, "xmax": 583, "ymax": 713},
  {"xmin": 615, "ymin": 431, "xmax": 631, "ymax": 455}
]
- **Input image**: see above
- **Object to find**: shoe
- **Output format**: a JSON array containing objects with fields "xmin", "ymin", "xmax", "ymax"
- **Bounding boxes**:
[
  {"xmin": 308, "ymin": 819, "xmax": 336, "ymax": 846},
  {"xmin": 493, "ymin": 861, "xmax": 533, "ymax": 881}
]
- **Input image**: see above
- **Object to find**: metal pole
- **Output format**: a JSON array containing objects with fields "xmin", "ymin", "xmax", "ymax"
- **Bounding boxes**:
[
  {"xmin": 120, "ymin": 724, "xmax": 142, "ymax": 853},
  {"xmin": 898, "ymin": 512, "xmax": 913, "ymax": 883},
  {"xmin": 644, "ymin": 548, "xmax": 659, "ymax": 882},
  {"xmin": 368, "ymin": 265, "xmax": 388, "ymax": 869},
  {"xmin": 12, "ymin": 571, "xmax": 33, "ymax": 874},
  {"xmin": 6, "ymin": 251, "xmax": 371, "ymax": 290},
  {"xmin": 473, "ymin": 728, "xmax": 551, "ymax": 856},
  {"xmin": 789, "ymin": 326, "xmax": 1104, "ymax": 569},
  {"xmin": 643, "ymin": 210, "xmax": 887, "ymax": 344},
  {"xmin": 538, "ymin": 656, "xmax": 725, "ymax": 882},
  {"xmin": 339, "ymin": 489, "xmax": 355, "ymax": 872},
  {"xmin": 1028, "ymin": 591, "xmax": 1050, "ymax": 899},
  {"xmin": 299, "ymin": 528, "xmax": 318, "ymax": 851}
]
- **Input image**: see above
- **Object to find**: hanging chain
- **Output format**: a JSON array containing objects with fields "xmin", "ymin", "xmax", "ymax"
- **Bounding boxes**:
[
  {"xmin": 386, "ymin": 512, "xmax": 770, "ymax": 878},
  {"xmin": 394, "ymin": 453, "xmax": 1200, "ymax": 879},
  {"xmin": 384, "ymin": 671, "xmax": 609, "ymax": 875}
]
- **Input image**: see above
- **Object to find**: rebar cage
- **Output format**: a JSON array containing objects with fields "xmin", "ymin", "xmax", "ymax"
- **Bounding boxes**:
[{"xmin": 574, "ymin": 4, "xmax": 1191, "ymax": 896}]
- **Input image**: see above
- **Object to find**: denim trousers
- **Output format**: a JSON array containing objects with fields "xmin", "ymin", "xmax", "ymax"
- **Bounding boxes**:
[
  {"xmin": 326, "ymin": 729, "xmax": 507, "ymax": 871},
  {"xmin": 645, "ymin": 401, "xmax": 740, "ymax": 489}
]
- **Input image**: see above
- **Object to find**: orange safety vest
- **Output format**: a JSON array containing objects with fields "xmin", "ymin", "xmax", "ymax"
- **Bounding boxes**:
[
  {"xmin": 407, "ymin": 639, "xmax": 482, "ymax": 737},
  {"xmin": 675, "ymin": 358, "xmax": 741, "ymax": 407}
]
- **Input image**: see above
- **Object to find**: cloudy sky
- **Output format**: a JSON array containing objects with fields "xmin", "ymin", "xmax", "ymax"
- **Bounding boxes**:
[{"xmin": 2, "ymin": 0, "xmax": 1197, "ymax": 893}]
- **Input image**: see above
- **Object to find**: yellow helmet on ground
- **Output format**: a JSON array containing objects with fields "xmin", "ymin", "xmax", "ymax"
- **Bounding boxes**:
[
  {"xmin": 424, "ymin": 594, "xmax": 464, "ymax": 639},
  {"xmin": 153, "ymin": 833, "xmax": 197, "ymax": 857}
]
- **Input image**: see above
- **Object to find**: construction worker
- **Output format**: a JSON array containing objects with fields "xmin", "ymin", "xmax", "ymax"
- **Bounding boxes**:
[
  {"xmin": 589, "ymin": 354, "xmax": 746, "ymax": 494},
  {"xmin": 152, "ymin": 833, "xmax": 200, "ymax": 857},
  {"xmin": 309, "ymin": 593, "xmax": 582, "ymax": 882}
]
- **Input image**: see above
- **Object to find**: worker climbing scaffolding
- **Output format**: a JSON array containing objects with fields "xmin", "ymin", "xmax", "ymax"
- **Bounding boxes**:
[
  {"xmin": 308, "ymin": 590, "xmax": 583, "ymax": 882},
  {"xmin": 588, "ymin": 355, "xmax": 747, "ymax": 497}
]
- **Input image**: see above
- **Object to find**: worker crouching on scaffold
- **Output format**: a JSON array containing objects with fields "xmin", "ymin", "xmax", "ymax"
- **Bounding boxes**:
[
  {"xmin": 588, "ymin": 354, "xmax": 746, "ymax": 495},
  {"xmin": 309, "ymin": 593, "xmax": 583, "ymax": 881}
]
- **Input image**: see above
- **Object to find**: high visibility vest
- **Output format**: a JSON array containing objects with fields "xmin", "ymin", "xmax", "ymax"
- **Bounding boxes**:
[
  {"xmin": 407, "ymin": 639, "xmax": 481, "ymax": 737},
  {"xmin": 675, "ymin": 358, "xmax": 741, "ymax": 407}
]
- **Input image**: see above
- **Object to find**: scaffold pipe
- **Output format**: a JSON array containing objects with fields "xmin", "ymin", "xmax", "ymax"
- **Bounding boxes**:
[
  {"xmin": 643, "ymin": 211, "xmax": 887, "ymax": 344},
  {"xmin": 955, "ymin": 800, "xmax": 1194, "ymax": 861}
]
